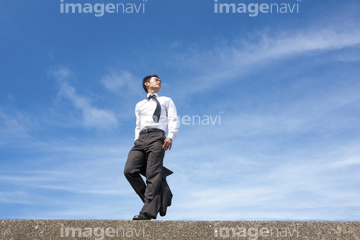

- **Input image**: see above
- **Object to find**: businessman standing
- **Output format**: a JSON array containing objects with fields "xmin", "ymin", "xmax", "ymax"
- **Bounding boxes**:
[{"xmin": 124, "ymin": 74, "xmax": 179, "ymax": 220}]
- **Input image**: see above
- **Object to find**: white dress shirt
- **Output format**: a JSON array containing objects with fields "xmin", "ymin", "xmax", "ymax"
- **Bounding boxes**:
[{"xmin": 134, "ymin": 93, "xmax": 179, "ymax": 141}]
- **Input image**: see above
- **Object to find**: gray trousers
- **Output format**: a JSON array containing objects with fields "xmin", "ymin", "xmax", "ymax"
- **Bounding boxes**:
[{"xmin": 124, "ymin": 131, "xmax": 166, "ymax": 219}]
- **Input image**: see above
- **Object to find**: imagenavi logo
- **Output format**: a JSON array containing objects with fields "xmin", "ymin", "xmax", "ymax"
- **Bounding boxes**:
[
  {"xmin": 214, "ymin": 0, "xmax": 301, "ymax": 17},
  {"xmin": 60, "ymin": 0, "xmax": 148, "ymax": 17}
]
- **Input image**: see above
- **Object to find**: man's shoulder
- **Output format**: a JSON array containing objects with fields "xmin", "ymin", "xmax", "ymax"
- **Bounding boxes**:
[
  {"xmin": 137, "ymin": 98, "xmax": 147, "ymax": 104},
  {"xmin": 135, "ymin": 98, "xmax": 147, "ymax": 108},
  {"xmin": 158, "ymin": 96, "xmax": 173, "ymax": 102}
]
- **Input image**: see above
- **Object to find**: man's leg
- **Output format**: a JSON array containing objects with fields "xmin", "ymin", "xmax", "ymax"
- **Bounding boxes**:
[
  {"xmin": 124, "ymin": 139, "xmax": 147, "ymax": 202},
  {"xmin": 140, "ymin": 132, "xmax": 165, "ymax": 218}
]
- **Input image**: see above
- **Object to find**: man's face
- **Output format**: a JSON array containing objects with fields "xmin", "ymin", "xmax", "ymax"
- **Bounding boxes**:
[{"xmin": 146, "ymin": 77, "xmax": 161, "ymax": 93}]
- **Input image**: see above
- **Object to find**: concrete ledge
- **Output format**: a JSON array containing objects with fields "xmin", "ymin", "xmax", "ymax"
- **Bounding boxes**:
[{"xmin": 1, "ymin": 220, "xmax": 359, "ymax": 239}]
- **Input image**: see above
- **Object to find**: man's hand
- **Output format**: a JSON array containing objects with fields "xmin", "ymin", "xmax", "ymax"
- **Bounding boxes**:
[{"xmin": 162, "ymin": 137, "xmax": 173, "ymax": 151}]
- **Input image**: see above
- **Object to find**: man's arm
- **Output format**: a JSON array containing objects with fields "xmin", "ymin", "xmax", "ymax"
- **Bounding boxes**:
[
  {"xmin": 162, "ymin": 98, "xmax": 178, "ymax": 150},
  {"xmin": 134, "ymin": 104, "xmax": 141, "ymax": 141}
]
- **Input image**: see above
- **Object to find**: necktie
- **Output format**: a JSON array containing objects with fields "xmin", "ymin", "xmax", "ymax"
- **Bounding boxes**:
[{"xmin": 148, "ymin": 94, "xmax": 161, "ymax": 123}]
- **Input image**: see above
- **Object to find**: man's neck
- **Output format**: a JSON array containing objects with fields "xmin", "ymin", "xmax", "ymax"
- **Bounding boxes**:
[{"xmin": 147, "ymin": 89, "xmax": 159, "ymax": 94}]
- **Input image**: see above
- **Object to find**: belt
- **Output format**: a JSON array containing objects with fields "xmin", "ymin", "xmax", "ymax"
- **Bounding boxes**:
[{"xmin": 140, "ymin": 128, "xmax": 164, "ymax": 135}]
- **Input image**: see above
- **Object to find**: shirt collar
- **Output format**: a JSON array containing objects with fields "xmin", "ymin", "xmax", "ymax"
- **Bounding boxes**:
[{"xmin": 147, "ymin": 93, "xmax": 159, "ymax": 98}]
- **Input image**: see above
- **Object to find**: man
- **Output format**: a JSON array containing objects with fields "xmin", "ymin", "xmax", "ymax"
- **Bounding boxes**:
[{"xmin": 124, "ymin": 74, "xmax": 179, "ymax": 220}]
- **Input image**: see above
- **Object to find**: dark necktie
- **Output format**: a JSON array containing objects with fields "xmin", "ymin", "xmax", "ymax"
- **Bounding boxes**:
[{"xmin": 147, "ymin": 94, "xmax": 161, "ymax": 123}]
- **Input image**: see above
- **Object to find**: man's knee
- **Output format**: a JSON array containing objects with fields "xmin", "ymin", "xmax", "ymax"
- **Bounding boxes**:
[
  {"xmin": 124, "ymin": 167, "xmax": 132, "ymax": 177},
  {"xmin": 124, "ymin": 165, "xmax": 139, "ymax": 179}
]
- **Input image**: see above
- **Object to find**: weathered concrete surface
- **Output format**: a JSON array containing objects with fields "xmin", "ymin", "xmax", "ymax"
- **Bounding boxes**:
[{"xmin": 0, "ymin": 220, "xmax": 359, "ymax": 239}]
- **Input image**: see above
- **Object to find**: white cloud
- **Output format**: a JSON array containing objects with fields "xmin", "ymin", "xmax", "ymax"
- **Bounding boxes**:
[
  {"xmin": 0, "ymin": 108, "xmax": 26, "ymax": 138},
  {"xmin": 0, "ymin": 108, "xmax": 36, "ymax": 145},
  {"xmin": 170, "ymin": 26, "xmax": 360, "ymax": 95},
  {"xmin": 49, "ymin": 67, "xmax": 118, "ymax": 130},
  {"xmin": 0, "ymin": 191, "xmax": 31, "ymax": 204},
  {"xmin": 100, "ymin": 69, "xmax": 143, "ymax": 97},
  {"xmin": 49, "ymin": 66, "xmax": 71, "ymax": 81},
  {"xmin": 330, "ymin": 157, "xmax": 360, "ymax": 168}
]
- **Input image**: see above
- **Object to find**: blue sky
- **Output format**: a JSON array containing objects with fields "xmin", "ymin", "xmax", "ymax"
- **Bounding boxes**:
[{"xmin": 1, "ymin": 0, "xmax": 360, "ymax": 221}]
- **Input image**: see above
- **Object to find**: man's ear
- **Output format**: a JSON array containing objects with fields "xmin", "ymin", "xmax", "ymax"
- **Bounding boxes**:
[{"xmin": 145, "ymin": 82, "xmax": 149, "ymax": 87}]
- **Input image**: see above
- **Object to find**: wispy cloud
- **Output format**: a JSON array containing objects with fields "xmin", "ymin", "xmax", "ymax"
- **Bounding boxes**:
[
  {"xmin": 49, "ymin": 67, "xmax": 118, "ymax": 130},
  {"xmin": 101, "ymin": 69, "xmax": 143, "ymax": 98},
  {"xmin": 0, "ymin": 107, "xmax": 37, "ymax": 146},
  {"xmin": 170, "ymin": 25, "xmax": 360, "ymax": 95},
  {"xmin": 0, "ymin": 108, "xmax": 26, "ymax": 141},
  {"xmin": 330, "ymin": 158, "xmax": 360, "ymax": 168},
  {"xmin": 0, "ymin": 191, "xmax": 31, "ymax": 204}
]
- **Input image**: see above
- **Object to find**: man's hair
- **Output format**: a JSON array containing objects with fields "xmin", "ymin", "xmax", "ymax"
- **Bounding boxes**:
[{"xmin": 142, "ymin": 74, "xmax": 159, "ymax": 93}]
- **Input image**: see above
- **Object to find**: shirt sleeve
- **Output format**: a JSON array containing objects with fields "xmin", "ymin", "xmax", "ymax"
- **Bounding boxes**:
[
  {"xmin": 167, "ymin": 98, "xmax": 179, "ymax": 140},
  {"xmin": 134, "ymin": 103, "xmax": 141, "ymax": 141}
]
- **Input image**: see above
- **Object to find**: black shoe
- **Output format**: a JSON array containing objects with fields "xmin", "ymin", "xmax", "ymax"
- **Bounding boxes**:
[{"xmin": 133, "ymin": 212, "xmax": 150, "ymax": 220}]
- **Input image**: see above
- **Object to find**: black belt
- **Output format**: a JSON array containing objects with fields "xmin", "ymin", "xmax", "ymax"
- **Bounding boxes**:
[{"xmin": 140, "ymin": 128, "xmax": 164, "ymax": 135}]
